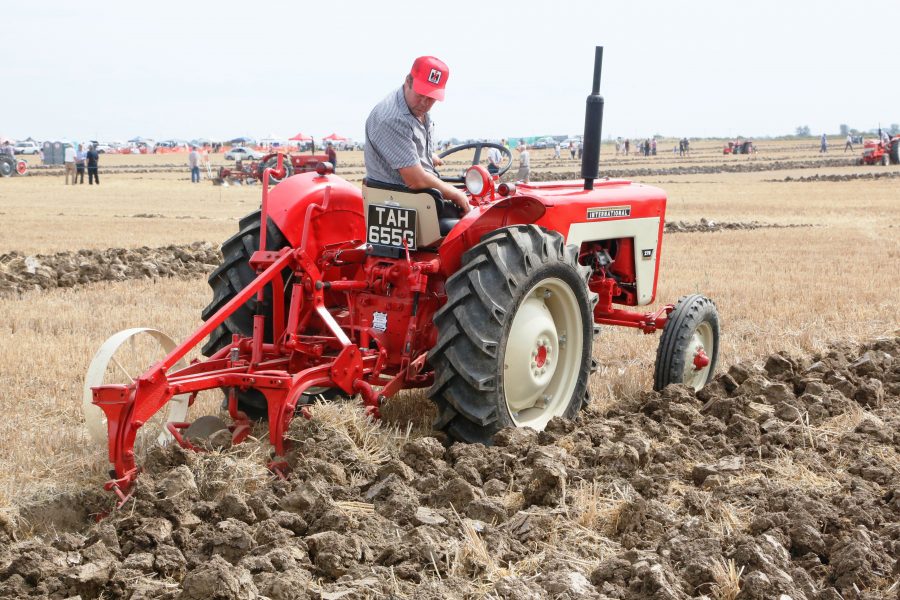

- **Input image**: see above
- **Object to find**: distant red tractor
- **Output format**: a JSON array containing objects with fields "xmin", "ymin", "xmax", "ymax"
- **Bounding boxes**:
[
  {"xmin": 723, "ymin": 140, "xmax": 753, "ymax": 155},
  {"xmin": 0, "ymin": 155, "xmax": 28, "ymax": 177},
  {"xmin": 85, "ymin": 48, "xmax": 720, "ymax": 503},
  {"xmin": 859, "ymin": 134, "xmax": 900, "ymax": 166},
  {"xmin": 216, "ymin": 152, "xmax": 330, "ymax": 185}
]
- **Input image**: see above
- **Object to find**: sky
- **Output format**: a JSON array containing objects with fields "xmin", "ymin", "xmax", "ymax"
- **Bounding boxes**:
[{"xmin": 4, "ymin": 0, "xmax": 899, "ymax": 143}]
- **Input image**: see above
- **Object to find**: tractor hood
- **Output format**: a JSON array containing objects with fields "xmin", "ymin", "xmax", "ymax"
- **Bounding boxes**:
[{"xmin": 511, "ymin": 178, "xmax": 666, "ymax": 206}]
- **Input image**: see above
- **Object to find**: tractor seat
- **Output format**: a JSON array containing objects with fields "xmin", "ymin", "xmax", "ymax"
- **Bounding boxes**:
[{"xmin": 363, "ymin": 178, "xmax": 460, "ymax": 236}]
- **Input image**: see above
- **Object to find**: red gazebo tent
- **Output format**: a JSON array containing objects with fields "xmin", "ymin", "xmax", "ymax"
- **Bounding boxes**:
[
  {"xmin": 289, "ymin": 132, "xmax": 312, "ymax": 141},
  {"xmin": 322, "ymin": 133, "xmax": 348, "ymax": 142}
]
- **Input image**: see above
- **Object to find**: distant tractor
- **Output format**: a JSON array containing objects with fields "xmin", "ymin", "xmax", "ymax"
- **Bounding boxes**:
[
  {"xmin": 0, "ymin": 155, "xmax": 28, "ymax": 177},
  {"xmin": 723, "ymin": 140, "xmax": 753, "ymax": 155},
  {"xmin": 859, "ymin": 134, "xmax": 900, "ymax": 166},
  {"xmin": 215, "ymin": 152, "xmax": 330, "ymax": 185}
]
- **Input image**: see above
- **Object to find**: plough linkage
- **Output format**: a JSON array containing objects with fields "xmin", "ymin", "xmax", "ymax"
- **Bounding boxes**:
[{"xmin": 91, "ymin": 156, "xmax": 436, "ymax": 500}]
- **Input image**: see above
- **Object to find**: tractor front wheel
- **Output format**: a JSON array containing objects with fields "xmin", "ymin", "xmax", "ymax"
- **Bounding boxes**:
[
  {"xmin": 653, "ymin": 294, "xmax": 720, "ymax": 391},
  {"xmin": 428, "ymin": 225, "xmax": 597, "ymax": 444}
]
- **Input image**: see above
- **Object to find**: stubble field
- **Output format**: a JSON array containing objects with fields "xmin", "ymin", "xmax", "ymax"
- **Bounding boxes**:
[{"xmin": 0, "ymin": 139, "xmax": 898, "ymax": 599}]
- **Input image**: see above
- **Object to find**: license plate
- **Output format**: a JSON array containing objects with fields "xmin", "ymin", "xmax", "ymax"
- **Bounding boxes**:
[{"xmin": 367, "ymin": 204, "xmax": 417, "ymax": 249}]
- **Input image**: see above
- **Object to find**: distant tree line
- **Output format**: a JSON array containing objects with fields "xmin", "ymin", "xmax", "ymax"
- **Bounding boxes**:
[{"xmin": 794, "ymin": 123, "xmax": 899, "ymax": 138}]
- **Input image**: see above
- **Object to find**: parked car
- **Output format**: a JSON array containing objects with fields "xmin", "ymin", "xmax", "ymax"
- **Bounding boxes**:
[
  {"xmin": 532, "ymin": 137, "xmax": 559, "ymax": 150},
  {"xmin": 89, "ymin": 141, "xmax": 113, "ymax": 153},
  {"xmin": 225, "ymin": 147, "xmax": 265, "ymax": 161},
  {"xmin": 14, "ymin": 141, "xmax": 41, "ymax": 155}
]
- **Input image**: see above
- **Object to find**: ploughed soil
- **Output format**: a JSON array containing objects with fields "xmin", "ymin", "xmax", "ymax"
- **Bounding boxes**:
[
  {"xmin": 0, "ymin": 219, "xmax": 810, "ymax": 297},
  {"xmin": 1, "ymin": 335, "xmax": 898, "ymax": 599},
  {"xmin": 525, "ymin": 157, "xmax": 864, "ymax": 182},
  {"xmin": 767, "ymin": 171, "xmax": 900, "ymax": 183},
  {"xmin": 0, "ymin": 243, "xmax": 220, "ymax": 296}
]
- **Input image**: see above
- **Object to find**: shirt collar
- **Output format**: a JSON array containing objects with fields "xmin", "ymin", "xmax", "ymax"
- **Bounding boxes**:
[{"xmin": 396, "ymin": 86, "xmax": 430, "ymax": 126}]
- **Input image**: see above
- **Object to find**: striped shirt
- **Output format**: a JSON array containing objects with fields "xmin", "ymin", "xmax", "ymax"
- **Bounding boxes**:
[{"xmin": 364, "ymin": 87, "xmax": 436, "ymax": 185}]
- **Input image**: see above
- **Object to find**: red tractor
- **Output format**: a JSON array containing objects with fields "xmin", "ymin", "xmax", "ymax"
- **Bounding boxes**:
[
  {"xmin": 859, "ymin": 133, "xmax": 900, "ymax": 166},
  {"xmin": 85, "ymin": 48, "xmax": 720, "ymax": 503},
  {"xmin": 723, "ymin": 140, "xmax": 753, "ymax": 155},
  {"xmin": 0, "ymin": 155, "xmax": 28, "ymax": 177},
  {"xmin": 216, "ymin": 152, "xmax": 329, "ymax": 185}
]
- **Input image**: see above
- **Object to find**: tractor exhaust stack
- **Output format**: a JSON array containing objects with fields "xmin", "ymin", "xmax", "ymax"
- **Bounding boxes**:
[{"xmin": 582, "ymin": 46, "xmax": 604, "ymax": 190}]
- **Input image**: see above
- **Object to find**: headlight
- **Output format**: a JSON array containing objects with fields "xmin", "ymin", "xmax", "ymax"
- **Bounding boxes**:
[{"xmin": 465, "ymin": 167, "xmax": 486, "ymax": 196}]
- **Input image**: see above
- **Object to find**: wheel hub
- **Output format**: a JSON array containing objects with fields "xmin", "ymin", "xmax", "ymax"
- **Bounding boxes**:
[
  {"xmin": 502, "ymin": 278, "xmax": 584, "ymax": 430},
  {"xmin": 682, "ymin": 322, "xmax": 714, "ymax": 389},
  {"xmin": 506, "ymin": 297, "xmax": 559, "ymax": 412}
]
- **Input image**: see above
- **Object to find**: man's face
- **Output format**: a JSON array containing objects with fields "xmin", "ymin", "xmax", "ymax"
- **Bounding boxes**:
[{"xmin": 404, "ymin": 79, "xmax": 437, "ymax": 119}]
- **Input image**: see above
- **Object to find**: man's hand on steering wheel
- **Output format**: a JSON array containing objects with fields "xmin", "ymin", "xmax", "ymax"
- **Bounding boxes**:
[{"xmin": 436, "ymin": 142, "xmax": 513, "ymax": 183}]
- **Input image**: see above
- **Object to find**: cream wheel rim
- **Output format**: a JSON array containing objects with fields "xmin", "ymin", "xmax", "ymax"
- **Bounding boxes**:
[
  {"xmin": 83, "ymin": 328, "xmax": 190, "ymax": 446},
  {"xmin": 503, "ymin": 277, "xmax": 583, "ymax": 429},
  {"xmin": 682, "ymin": 321, "xmax": 713, "ymax": 390}
]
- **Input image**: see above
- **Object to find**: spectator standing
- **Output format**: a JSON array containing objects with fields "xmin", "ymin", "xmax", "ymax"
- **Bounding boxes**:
[
  {"xmin": 569, "ymin": 141, "xmax": 576, "ymax": 160},
  {"xmin": 844, "ymin": 134, "xmax": 853, "ymax": 152},
  {"xmin": 86, "ymin": 144, "xmax": 100, "ymax": 185},
  {"xmin": 651, "ymin": 138, "xmax": 657, "ymax": 156},
  {"xmin": 820, "ymin": 133, "xmax": 828, "ymax": 153},
  {"xmin": 624, "ymin": 138, "xmax": 630, "ymax": 156},
  {"xmin": 516, "ymin": 144, "xmax": 530, "ymax": 183},
  {"xmin": 188, "ymin": 146, "xmax": 200, "ymax": 183},
  {"xmin": 553, "ymin": 142, "xmax": 561, "ymax": 160},
  {"xmin": 678, "ymin": 138, "xmax": 685, "ymax": 156},
  {"xmin": 64, "ymin": 144, "xmax": 76, "ymax": 185},
  {"xmin": 201, "ymin": 147, "xmax": 211, "ymax": 178},
  {"xmin": 487, "ymin": 144, "xmax": 502, "ymax": 175},
  {"xmin": 74, "ymin": 144, "xmax": 86, "ymax": 184},
  {"xmin": 325, "ymin": 142, "xmax": 337, "ymax": 172}
]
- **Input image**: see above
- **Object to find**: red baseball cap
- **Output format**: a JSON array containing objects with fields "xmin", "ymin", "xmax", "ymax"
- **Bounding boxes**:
[{"xmin": 410, "ymin": 56, "xmax": 449, "ymax": 101}]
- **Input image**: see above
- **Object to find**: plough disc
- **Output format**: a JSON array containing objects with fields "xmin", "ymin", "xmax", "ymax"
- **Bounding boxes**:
[{"xmin": 83, "ymin": 328, "xmax": 191, "ymax": 447}]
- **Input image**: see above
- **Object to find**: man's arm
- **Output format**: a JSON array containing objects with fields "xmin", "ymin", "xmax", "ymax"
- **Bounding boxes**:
[{"xmin": 398, "ymin": 164, "xmax": 470, "ymax": 214}]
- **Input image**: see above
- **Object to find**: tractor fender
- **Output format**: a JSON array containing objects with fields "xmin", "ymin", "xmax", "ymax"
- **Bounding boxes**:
[
  {"xmin": 438, "ymin": 195, "xmax": 546, "ymax": 275},
  {"xmin": 265, "ymin": 172, "xmax": 365, "ymax": 258}
]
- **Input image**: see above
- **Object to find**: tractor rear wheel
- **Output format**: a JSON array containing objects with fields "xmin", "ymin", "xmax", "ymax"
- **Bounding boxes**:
[
  {"xmin": 257, "ymin": 156, "xmax": 295, "ymax": 184},
  {"xmin": 653, "ymin": 294, "xmax": 720, "ymax": 391},
  {"xmin": 428, "ymin": 225, "xmax": 597, "ymax": 444},
  {"xmin": 891, "ymin": 140, "xmax": 900, "ymax": 165},
  {"xmin": 0, "ymin": 156, "xmax": 13, "ymax": 177},
  {"xmin": 201, "ymin": 210, "xmax": 293, "ymax": 418},
  {"xmin": 201, "ymin": 210, "xmax": 344, "ymax": 417}
]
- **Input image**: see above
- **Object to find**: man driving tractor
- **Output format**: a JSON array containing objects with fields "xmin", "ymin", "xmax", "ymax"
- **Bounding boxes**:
[{"xmin": 364, "ymin": 56, "xmax": 471, "ymax": 214}]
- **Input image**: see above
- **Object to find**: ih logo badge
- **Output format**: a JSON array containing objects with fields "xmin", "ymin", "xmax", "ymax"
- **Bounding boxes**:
[
  {"xmin": 587, "ymin": 206, "xmax": 631, "ymax": 220},
  {"xmin": 642, "ymin": 249, "xmax": 654, "ymax": 259},
  {"xmin": 428, "ymin": 69, "xmax": 442, "ymax": 84}
]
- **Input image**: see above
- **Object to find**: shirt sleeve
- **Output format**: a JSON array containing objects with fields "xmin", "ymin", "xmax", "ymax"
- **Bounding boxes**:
[{"xmin": 374, "ymin": 116, "xmax": 420, "ymax": 170}]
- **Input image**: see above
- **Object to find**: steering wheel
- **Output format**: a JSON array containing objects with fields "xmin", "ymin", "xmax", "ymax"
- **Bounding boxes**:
[{"xmin": 436, "ymin": 142, "xmax": 513, "ymax": 183}]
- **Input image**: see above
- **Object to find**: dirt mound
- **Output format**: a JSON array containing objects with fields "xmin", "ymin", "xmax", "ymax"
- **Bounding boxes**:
[
  {"xmin": 526, "ymin": 157, "xmax": 861, "ymax": 181},
  {"xmin": 770, "ymin": 171, "xmax": 900, "ymax": 183},
  {"xmin": 665, "ymin": 218, "xmax": 812, "ymax": 234},
  {"xmin": 0, "ymin": 243, "xmax": 220, "ymax": 297},
  {"xmin": 1, "ymin": 335, "xmax": 898, "ymax": 599}
]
